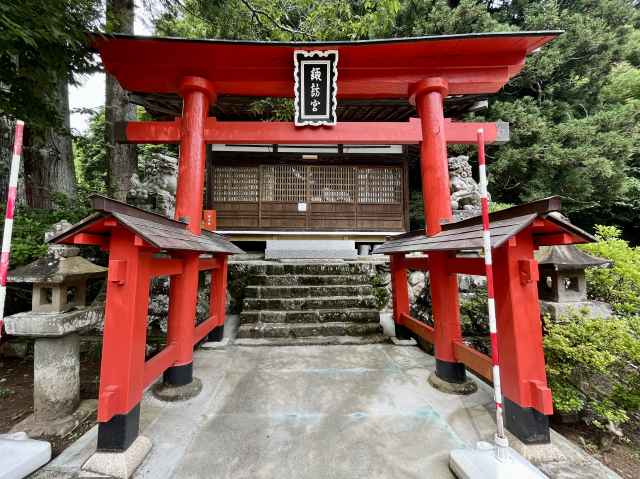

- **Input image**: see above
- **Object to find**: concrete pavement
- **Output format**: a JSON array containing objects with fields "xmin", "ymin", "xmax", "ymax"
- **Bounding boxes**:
[{"xmin": 38, "ymin": 344, "xmax": 620, "ymax": 478}]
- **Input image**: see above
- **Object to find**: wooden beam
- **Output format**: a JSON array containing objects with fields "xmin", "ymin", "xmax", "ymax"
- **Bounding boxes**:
[
  {"xmin": 71, "ymin": 233, "xmax": 109, "ymax": 248},
  {"xmin": 534, "ymin": 232, "xmax": 575, "ymax": 246},
  {"xmin": 199, "ymin": 257, "xmax": 221, "ymax": 271},
  {"xmin": 115, "ymin": 118, "xmax": 509, "ymax": 146},
  {"xmin": 453, "ymin": 341, "xmax": 493, "ymax": 381},
  {"xmin": 401, "ymin": 313, "xmax": 435, "ymax": 344},
  {"xmin": 445, "ymin": 120, "xmax": 509, "ymax": 144},
  {"xmin": 148, "ymin": 258, "xmax": 184, "ymax": 277},
  {"xmin": 447, "ymin": 257, "xmax": 485, "ymax": 276},
  {"xmin": 404, "ymin": 257, "xmax": 430, "ymax": 270}
]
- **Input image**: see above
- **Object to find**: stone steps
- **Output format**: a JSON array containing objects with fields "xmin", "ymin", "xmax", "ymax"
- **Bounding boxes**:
[
  {"xmin": 237, "ymin": 321, "xmax": 382, "ymax": 339},
  {"xmin": 240, "ymin": 308, "xmax": 379, "ymax": 324},
  {"xmin": 237, "ymin": 262, "xmax": 375, "ymax": 276},
  {"xmin": 250, "ymin": 274, "xmax": 371, "ymax": 286},
  {"xmin": 244, "ymin": 284, "xmax": 374, "ymax": 299},
  {"xmin": 233, "ymin": 335, "xmax": 388, "ymax": 346},
  {"xmin": 242, "ymin": 295, "xmax": 378, "ymax": 312},
  {"xmin": 234, "ymin": 260, "xmax": 383, "ymax": 343}
]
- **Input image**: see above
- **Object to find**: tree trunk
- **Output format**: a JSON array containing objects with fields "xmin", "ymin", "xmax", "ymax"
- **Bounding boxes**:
[
  {"xmin": 105, "ymin": 0, "xmax": 137, "ymax": 201},
  {"xmin": 23, "ymin": 80, "xmax": 77, "ymax": 209}
]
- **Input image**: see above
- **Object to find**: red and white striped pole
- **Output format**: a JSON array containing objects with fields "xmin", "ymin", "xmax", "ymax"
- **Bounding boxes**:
[
  {"xmin": 0, "ymin": 120, "xmax": 25, "ymax": 340},
  {"xmin": 477, "ymin": 128, "xmax": 509, "ymax": 461}
]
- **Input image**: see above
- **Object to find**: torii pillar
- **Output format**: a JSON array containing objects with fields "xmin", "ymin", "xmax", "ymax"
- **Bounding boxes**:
[
  {"xmin": 410, "ymin": 78, "xmax": 467, "ymax": 384},
  {"xmin": 163, "ymin": 76, "xmax": 225, "ymax": 387}
]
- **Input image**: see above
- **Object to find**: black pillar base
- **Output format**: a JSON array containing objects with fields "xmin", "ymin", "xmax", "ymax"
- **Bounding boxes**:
[
  {"xmin": 97, "ymin": 404, "xmax": 140, "ymax": 452},
  {"xmin": 207, "ymin": 325, "xmax": 224, "ymax": 342},
  {"xmin": 163, "ymin": 362, "xmax": 193, "ymax": 387},
  {"xmin": 435, "ymin": 358, "xmax": 467, "ymax": 384},
  {"xmin": 395, "ymin": 324, "xmax": 412, "ymax": 340},
  {"xmin": 504, "ymin": 397, "xmax": 550, "ymax": 444}
]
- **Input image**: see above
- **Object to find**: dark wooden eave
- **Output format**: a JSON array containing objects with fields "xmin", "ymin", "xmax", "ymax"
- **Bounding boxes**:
[
  {"xmin": 129, "ymin": 93, "xmax": 487, "ymax": 122},
  {"xmin": 48, "ymin": 195, "xmax": 243, "ymax": 255},
  {"xmin": 373, "ymin": 197, "xmax": 595, "ymax": 255}
]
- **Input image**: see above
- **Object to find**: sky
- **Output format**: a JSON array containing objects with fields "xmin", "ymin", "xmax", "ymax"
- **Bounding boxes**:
[{"xmin": 69, "ymin": 2, "xmax": 155, "ymax": 134}]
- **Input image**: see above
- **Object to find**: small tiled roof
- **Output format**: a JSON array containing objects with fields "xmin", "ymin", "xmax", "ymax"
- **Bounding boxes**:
[
  {"xmin": 536, "ymin": 245, "xmax": 609, "ymax": 270},
  {"xmin": 8, "ymin": 255, "xmax": 107, "ymax": 284},
  {"xmin": 374, "ymin": 197, "xmax": 595, "ymax": 255},
  {"xmin": 48, "ymin": 195, "xmax": 244, "ymax": 255}
]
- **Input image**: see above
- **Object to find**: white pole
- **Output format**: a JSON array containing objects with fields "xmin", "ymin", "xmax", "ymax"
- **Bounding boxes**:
[
  {"xmin": 0, "ymin": 120, "xmax": 25, "ymax": 340},
  {"xmin": 477, "ymin": 128, "xmax": 509, "ymax": 461}
]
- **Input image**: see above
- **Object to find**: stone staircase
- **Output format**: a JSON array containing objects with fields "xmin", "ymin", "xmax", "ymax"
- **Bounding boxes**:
[{"xmin": 236, "ymin": 262, "xmax": 384, "ymax": 345}]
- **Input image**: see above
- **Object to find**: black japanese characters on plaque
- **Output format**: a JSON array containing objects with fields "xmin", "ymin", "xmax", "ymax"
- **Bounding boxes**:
[{"xmin": 294, "ymin": 50, "xmax": 338, "ymax": 126}]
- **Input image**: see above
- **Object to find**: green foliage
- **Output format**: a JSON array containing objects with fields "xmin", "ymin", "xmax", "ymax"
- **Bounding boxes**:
[
  {"xmin": 0, "ymin": 0, "xmax": 101, "ymax": 129},
  {"xmin": 544, "ymin": 308, "xmax": 640, "ymax": 429},
  {"xmin": 0, "ymin": 385, "xmax": 14, "ymax": 399},
  {"xmin": 0, "ymin": 193, "xmax": 92, "ymax": 268},
  {"xmin": 74, "ymin": 109, "xmax": 107, "ymax": 192},
  {"xmin": 459, "ymin": 284, "xmax": 489, "ymax": 337},
  {"xmin": 580, "ymin": 225, "xmax": 640, "ymax": 317},
  {"xmin": 488, "ymin": 202, "xmax": 514, "ymax": 212}
]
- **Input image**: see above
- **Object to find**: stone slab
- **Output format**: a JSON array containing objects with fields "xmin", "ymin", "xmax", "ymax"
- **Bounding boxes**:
[
  {"xmin": 265, "ymin": 240, "xmax": 357, "ymax": 259},
  {"xmin": 0, "ymin": 432, "xmax": 51, "ymax": 479},
  {"xmin": 4, "ymin": 306, "xmax": 103, "ymax": 337}
]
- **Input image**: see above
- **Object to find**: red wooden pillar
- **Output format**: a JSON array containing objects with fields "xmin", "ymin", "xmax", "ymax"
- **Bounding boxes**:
[
  {"xmin": 493, "ymin": 231, "xmax": 553, "ymax": 444},
  {"xmin": 390, "ymin": 254, "xmax": 411, "ymax": 339},
  {"xmin": 96, "ymin": 229, "xmax": 150, "ymax": 451},
  {"xmin": 207, "ymin": 255, "xmax": 228, "ymax": 341},
  {"xmin": 411, "ymin": 78, "xmax": 466, "ymax": 383},
  {"xmin": 164, "ymin": 76, "xmax": 216, "ymax": 385},
  {"xmin": 164, "ymin": 252, "xmax": 200, "ymax": 385}
]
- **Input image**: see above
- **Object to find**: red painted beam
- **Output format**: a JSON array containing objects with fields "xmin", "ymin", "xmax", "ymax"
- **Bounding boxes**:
[
  {"xmin": 116, "ymin": 118, "xmax": 508, "ymax": 146},
  {"xmin": 445, "ymin": 120, "xmax": 508, "ymax": 145},
  {"xmin": 71, "ymin": 233, "xmax": 109, "ymax": 248},
  {"xmin": 142, "ymin": 344, "xmax": 176, "ymax": 389},
  {"xmin": 453, "ymin": 340, "xmax": 493, "ymax": 381},
  {"xmin": 199, "ymin": 257, "xmax": 221, "ymax": 271},
  {"xmin": 401, "ymin": 312, "xmax": 435, "ymax": 344},
  {"xmin": 447, "ymin": 257, "xmax": 486, "ymax": 276},
  {"xmin": 148, "ymin": 258, "xmax": 183, "ymax": 277},
  {"xmin": 193, "ymin": 314, "xmax": 221, "ymax": 345},
  {"xmin": 404, "ymin": 257, "xmax": 430, "ymax": 270}
]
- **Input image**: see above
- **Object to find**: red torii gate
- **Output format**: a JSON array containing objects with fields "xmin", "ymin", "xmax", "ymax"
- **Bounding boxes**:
[{"xmin": 86, "ymin": 31, "xmax": 562, "ymax": 455}]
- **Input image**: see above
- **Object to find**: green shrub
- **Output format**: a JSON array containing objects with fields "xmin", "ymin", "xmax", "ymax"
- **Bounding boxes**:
[
  {"xmin": 580, "ymin": 225, "xmax": 640, "ymax": 317},
  {"xmin": 544, "ymin": 308, "xmax": 640, "ymax": 430}
]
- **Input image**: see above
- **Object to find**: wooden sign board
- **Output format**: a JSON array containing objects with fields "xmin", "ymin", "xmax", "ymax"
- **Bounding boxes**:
[{"xmin": 294, "ymin": 50, "xmax": 338, "ymax": 126}]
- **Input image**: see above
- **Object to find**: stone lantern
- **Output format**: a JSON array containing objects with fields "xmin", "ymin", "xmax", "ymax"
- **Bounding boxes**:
[
  {"xmin": 536, "ymin": 245, "xmax": 612, "ymax": 320},
  {"xmin": 4, "ymin": 221, "xmax": 107, "ymax": 437}
]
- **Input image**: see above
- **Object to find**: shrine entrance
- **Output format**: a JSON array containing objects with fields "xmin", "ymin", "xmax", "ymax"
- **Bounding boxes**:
[{"xmin": 49, "ymin": 30, "xmax": 598, "ymax": 473}]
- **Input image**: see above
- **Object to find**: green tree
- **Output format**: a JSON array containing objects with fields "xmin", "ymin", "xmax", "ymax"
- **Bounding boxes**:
[
  {"xmin": 1, "ymin": 0, "xmax": 101, "ymax": 207},
  {"xmin": 75, "ymin": 109, "xmax": 108, "ymax": 192}
]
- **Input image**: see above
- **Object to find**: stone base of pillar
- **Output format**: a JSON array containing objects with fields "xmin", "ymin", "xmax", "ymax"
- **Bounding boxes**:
[
  {"xmin": 163, "ymin": 362, "xmax": 193, "ymax": 386},
  {"xmin": 428, "ymin": 371, "xmax": 477, "ymax": 395},
  {"xmin": 10, "ymin": 399, "xmax": 97, "ymax": 438},
  {"xmin": 504, "ymin": 397, "xmax": 550, "ymax": 444},
  {"xmin": 152, "ymin": 377, "xmax": 203, "ymax": 402},
  {"xmin": 207, "ymin": 325, "xmax": 224, "ymax": 342},
  {"xmin": 82, "ymin": 435, "xmax": 152, "ymax": 479},
  {"xmin": 394, "ymin": 324, "xmax": 413, "ymax": 340}
]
